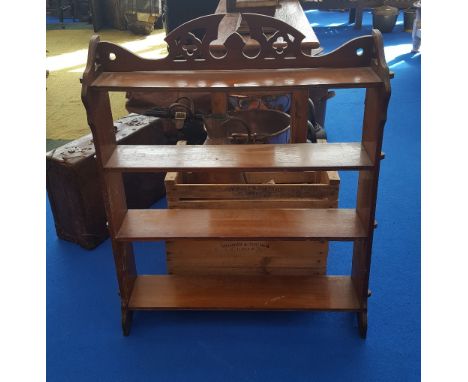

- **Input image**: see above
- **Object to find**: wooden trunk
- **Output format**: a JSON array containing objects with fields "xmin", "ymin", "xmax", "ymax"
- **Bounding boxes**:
[
  {"xmin": 46, "ymin": 114, "xmax": 168, "ymax": 249},
  {"xmin": 165, "ymin": 147, "xmax": 339, "ymax": 276}
]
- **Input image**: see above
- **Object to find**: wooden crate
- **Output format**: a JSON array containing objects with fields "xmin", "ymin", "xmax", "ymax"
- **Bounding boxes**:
[
  {"xmin": 165, "ymin": 142, "xmax": 340, "ymax": 276},
  {"xmin": 165, "ymin": 170, "xmax": 339, "ymax": 209},
  {"xmin": 166, "ymin": 239, "xmax": 329, "ymax": 276}
]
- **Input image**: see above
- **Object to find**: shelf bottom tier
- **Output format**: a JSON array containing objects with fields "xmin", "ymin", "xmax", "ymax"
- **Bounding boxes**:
[{"xmin": 128, "ymin": 275, "xmax": 362, "ymax": 311}]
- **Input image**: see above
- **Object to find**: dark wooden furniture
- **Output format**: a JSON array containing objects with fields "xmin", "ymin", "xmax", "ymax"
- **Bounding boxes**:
[
  {"xmin": 46, "ymin": 114, "xmax": 167, "ymax": 249},
  {"xmin": 81, "ymin": 12, "xmax": 391, "ymax": 337},
  {"xmin": 162, "ymin": 0, "xmax": 219, "ymax": 33},
  {"xmin": 47, "ymin": 0, "xmax": 90, "ymax": 27},
  {"xmin": 90, "ymin": 0, "xmax": 154, "ymax": 31},
  {"xmin": 303, "ymin": 0, "xmax": 381, "ymax": 29},
  {"xmin": 411, "ymin": 1, "xmax": 420, "ymax": 52},
  {"xmin": 303, "ymin": 0, "xmax": 414, "ymax": 29},
  {"xmin": 353, "ymin": 1, "xmax": 415, "ymax": 29},
  {"xmin": 302, "ymin": 0, "xmax": 361, "ymax": 25},
  {"xmin": 216, "ymin": 0, "xmax": 320, "ymax": 54}
]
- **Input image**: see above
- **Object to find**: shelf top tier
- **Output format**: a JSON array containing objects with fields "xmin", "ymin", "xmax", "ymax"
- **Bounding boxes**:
[
  {"xmin": 81, "ymin": 13, "xmax": 391, "ymax": 93},
  {"xmin": 91, "ymin": 67, "xmax": 382, "ymax": 91}
]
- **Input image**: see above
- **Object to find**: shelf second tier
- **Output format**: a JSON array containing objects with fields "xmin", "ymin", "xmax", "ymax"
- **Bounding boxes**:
[
  {"xmin": 115, "ymin": 208, "xmax": 367, "ymax": 241},
  {"xmin": 104, "ymin": 142, "xmax": 373, "ymax": 172}
]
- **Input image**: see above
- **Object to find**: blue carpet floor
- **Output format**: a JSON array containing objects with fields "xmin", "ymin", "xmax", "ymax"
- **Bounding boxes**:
[{"xmin": 47, "ymin": 10, "xmax": 420, "ymax": 381}]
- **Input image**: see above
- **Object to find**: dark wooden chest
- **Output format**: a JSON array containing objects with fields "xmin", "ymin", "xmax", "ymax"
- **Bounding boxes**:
[{"xmin": 47, "ymin": 114, "xmax": 168, "ymax": 249}]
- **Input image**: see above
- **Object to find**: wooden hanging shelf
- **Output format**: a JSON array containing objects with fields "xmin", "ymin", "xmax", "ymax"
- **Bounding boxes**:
[{"xmin": 81, "ymin": 12, "xmax": 392, "ymax": 338}]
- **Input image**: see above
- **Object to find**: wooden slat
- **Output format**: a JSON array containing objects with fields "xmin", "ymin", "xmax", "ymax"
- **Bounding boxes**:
[
  {"xmin": 90, "ymin": 67, "xmax": 383, "ymax": 91},
  {"xmin": 128, "ymin": 275, "xmax": 361, "ymax": 311},
  {"xmin": 172, "ymin": 184, "xmax": 337, "ymax": 199},
  {"xmin": 116, "ymin": 208, "xmax": 367, "ymax": 241},
  {"xmin": 105, "ymin": 143, "xmax": 373, "ymax": 172},
  {"xmin": 165, "ymin": 266, "xmax": 327, "ymax": 276},
  {"xmin": 168, "ymin": 199, "xmax": 336, "ymax": 209}
]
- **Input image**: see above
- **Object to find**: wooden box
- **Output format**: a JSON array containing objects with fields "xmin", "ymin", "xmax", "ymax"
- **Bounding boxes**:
[
  {"xmin": 164, "ymin": 152, "xmax": 340, "ymax": 276},
  {"xmin": 47, "ymin": 114, "xmax": 168, "ymax": 249}
]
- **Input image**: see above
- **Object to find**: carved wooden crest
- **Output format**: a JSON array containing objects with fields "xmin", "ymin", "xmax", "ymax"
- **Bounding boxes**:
[
  {"xmin": 81, "ymin": 12, "xmax": 389, "ymax": 89},
  {"xmin": 164, "ymin": 13, "xmax": 307, "ymax": 61}
]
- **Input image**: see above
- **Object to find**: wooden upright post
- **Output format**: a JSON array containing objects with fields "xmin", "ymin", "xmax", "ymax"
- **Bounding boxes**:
[
  {"xmin": 82, "ymin": 88, "xmax": 136, "ymax": 336},
  {"xmin": 352, "ymin": 86, "xmax": 390, "ymax": 338},
  {"xmin": 290, "ymin": 89, "xmax": 309, "ymax": 143}
]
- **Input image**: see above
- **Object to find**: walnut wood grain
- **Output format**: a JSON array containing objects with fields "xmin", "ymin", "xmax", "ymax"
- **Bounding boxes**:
[
  {"xmin": 90, "ymin": 67, "xmax": 382, "ymax": 92},
  {"xmin": 128, "ymin": 275, "xmax": 361, "ymax": 311},
  {"xmin": 116, "ymin": 208, "xmax": 367, "ymax": 241},
  {"xmin": 104, "ymin": 143, "xmax": 373, "ymax": 172}
]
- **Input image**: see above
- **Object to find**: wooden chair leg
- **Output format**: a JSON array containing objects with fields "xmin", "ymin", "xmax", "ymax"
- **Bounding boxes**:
[
  {"xmin": 354, "ymin": 7, "xmax": 363, "ymax": 29},
  {"xmin": 122, "ymin": 308, "xmax": 133, "ymax": 337},
  {"xmin": 357, "ymin": 311, "xmax": 367, "ymax": 339},
  {"xmin": 349, "ymin": 8, "xmax": 356, "ymax": 24}
]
